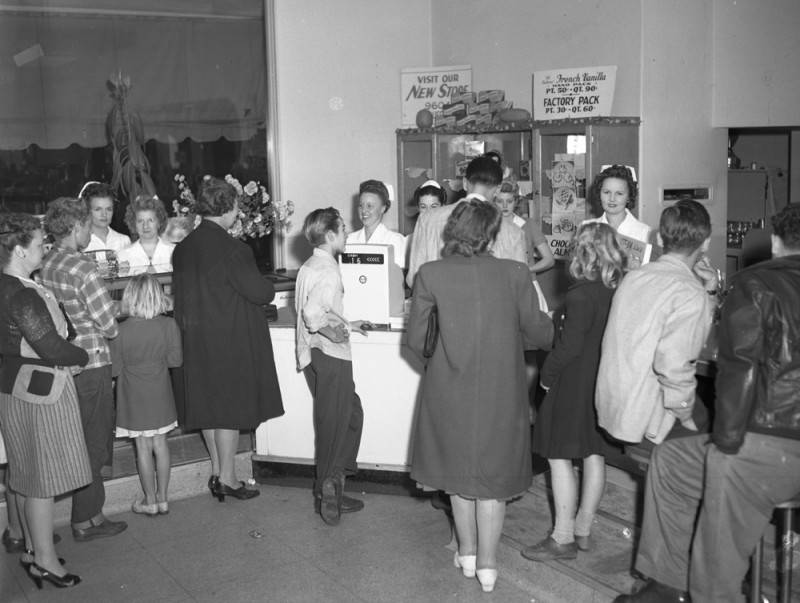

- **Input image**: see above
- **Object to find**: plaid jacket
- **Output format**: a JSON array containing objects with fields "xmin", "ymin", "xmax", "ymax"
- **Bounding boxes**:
[{"xmin": 39, "ymin": 246, "xmax": 118, "ymax": 369}]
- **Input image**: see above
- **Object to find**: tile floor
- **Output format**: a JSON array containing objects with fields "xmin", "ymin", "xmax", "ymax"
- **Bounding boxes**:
[{"xmin": 0, "ymin": 479, "xmax": 621, "ymax": 603}]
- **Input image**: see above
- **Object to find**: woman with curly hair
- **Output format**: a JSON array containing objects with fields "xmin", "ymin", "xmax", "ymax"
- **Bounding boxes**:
[
  {"xmin": 117, "ymin": 195, "xmax": 175, "ymax": 274},
  {"xmin": 172, "ymin": 177, "xmax": 283, "ymax": 501},
  {"xmin": 0, "ymin": 213, "xmax": 91, "ymax": 588},
  {"xmin": 583, "ymin": 165, "xmax": 651, "ymax": 243},
  {"xmin": 408, "ymin": 199, "xmax": 553, "ymax": 593},
  {"xmin": 523, "ymin": 222, "xmax": 627, "ymax": 563}
]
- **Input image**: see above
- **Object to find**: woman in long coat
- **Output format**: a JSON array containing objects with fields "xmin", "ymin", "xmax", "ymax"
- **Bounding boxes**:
[
  {"xmin": 407, "ymin": 199, "xmax": 553, "ymax": 593},
  {"xmin": 172, "ymin": 177, "xmax": 283, "ymax": 501}
]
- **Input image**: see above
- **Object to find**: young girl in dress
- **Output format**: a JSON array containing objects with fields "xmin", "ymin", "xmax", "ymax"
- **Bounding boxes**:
[
  {"xmin": 112, "ymin": 274, "xmax": 182, "ymax": 516},
  {"xmin": 522, "ymin": 222, "xmax": 627, "ymax": 562}
]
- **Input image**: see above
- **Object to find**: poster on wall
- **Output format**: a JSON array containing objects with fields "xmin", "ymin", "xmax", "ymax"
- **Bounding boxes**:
[
  {"xmin": 400, "ymin": 65, "xmax": 472, "ymax": 127},
  {"xmin": 532, "ymin": 65, "xmax": 617, "ymax": 120}
]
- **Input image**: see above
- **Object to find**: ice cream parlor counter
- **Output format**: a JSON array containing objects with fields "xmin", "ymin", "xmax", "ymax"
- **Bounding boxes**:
[{"xmin": 254, "ymin": 306, "xmax": 423, "ymax": 471}]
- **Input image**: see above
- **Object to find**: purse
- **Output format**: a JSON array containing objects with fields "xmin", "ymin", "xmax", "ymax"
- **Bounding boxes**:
[
  {"xmin": 423, "ymin": 305, "xmax": 439, "ymax": 359},
  {"xmin": 11, "ymin": 364, "xmax": 68, "ymax": 405}
]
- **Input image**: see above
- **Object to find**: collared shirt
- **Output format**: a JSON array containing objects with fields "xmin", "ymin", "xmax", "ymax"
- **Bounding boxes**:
[
  {"xmin": 83, "ymin": 228, "xmax": 131, "ymax": 253},
  {"xmin": 117, "ymin": 238, "xmax": 175, "ymax": 274},
  {"xmin": 295, "ymin": 247, "xmax": 351, "ymax": 370},
  {"xmin": 582, "ymin": 209, "xmax": 651, "ymax": 243},
  {"xmin": 346, "ymin": 222, "xmax": 407, "ymax": 269},
  {"xmin": 39, "ymin": 246, "xmax": 119, "ymax": 369},
  {"xmin": 595, "ymin": 254, "xmax": 714, "ymax": 444},
  {"xmin": 406, "ymin": 193, "xmax": 526, "ymax": 286}
]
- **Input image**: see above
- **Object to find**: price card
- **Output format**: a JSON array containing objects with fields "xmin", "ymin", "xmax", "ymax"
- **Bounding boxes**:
[{"xmin": 532, "ymin": 65, "xmax": 617, "ymax": 120}]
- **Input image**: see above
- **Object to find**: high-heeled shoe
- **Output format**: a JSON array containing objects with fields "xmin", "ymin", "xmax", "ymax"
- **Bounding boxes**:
[
  {"xmin": 19, "ymin": 549, "xmax": 64, "ymax": 571},
  {"xmin": 26, "ymin": 561, "xmax": 81, "ymax": 589},
  {"xmin": 476, "ymin": 568, "xmax": 498, "ymax": 593},
  {"xmin": 212, "ymin": 480, "xmax": 259, "ymax": 502},
  {"xmin": 207, "ymin": 475, "xmax": 219, "ymax": 495},
  {"xmin": 453, "ymin": 551, "xmax": 476, "ymax": 578}
]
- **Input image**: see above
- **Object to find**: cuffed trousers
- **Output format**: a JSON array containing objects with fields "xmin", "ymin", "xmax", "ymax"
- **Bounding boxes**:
[
  {"xmin": 635, "ymin": 432, "xmax": 800, "ymax": 602},
  {"xmin": 305, "ymin": 349, "xmax": 363, "ymax": 495},
  {"xmin": 71, "ymin": 366, "xmax": 114, "ymax": 525}
]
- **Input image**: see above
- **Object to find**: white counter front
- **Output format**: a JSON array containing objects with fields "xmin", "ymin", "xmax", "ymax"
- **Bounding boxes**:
[{"xmin": 255, "ymin": 320, "xmax": 424, "ymax": 472}]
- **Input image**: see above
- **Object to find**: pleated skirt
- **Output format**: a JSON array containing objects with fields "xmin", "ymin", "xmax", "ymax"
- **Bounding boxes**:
[{"xmin": 0, "ymin": 375, "xmax": 91, "ymax": 498}]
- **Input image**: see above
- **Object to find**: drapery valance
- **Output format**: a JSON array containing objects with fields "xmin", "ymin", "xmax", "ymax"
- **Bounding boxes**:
[{"xmin": 0, "ymin": 8, "xmax": 266, "ymax": 150}]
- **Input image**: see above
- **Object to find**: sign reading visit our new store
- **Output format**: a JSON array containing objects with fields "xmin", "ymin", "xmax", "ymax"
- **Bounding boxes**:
[
  {"xmin": 400, "ymin": 65, "xmax": 472, "ymax": 128},
  {"xmin": 532, "ymin": 65, "xmax": 616, "ymax": 120}
]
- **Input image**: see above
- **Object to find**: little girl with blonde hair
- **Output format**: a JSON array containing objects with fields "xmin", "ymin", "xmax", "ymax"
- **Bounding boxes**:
[
  {"xmin": 112, "ymin": 274, "xmax": 182, "ymax": 516},
  {"xmin": 523, "ymin": 222, "xmax": 627, "ymax": 562}
]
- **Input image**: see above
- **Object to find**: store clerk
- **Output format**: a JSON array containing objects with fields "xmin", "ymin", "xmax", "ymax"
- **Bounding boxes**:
[
  {"xmin": 79, "ymin": 181, "xmax": 132, "ymax": 253},
  {"xmin": 582, "ymin": 165, "xmax": 651, "ymax": 244},
  {"xmin": 346, "ymin": 179, "xmax": 406, "ymax": 269}
]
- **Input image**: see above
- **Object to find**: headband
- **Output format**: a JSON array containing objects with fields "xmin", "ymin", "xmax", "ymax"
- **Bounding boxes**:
[{"xmin": 420, "ymin": 179, "xmax": 442, "ymax": 189}]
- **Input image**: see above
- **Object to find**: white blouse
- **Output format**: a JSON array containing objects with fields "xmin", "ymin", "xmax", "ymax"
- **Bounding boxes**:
[
  {"xmin": 582, "ymin": 209, "xmax": 651, "ymax": 243},
  {"xmin": 117, "ymin": 238, "xmax": 175, "ymax": 274},
  {"xmin": 346, "ymin": 222, "xmax": 407, "ymax": 269},
  {"xmin": 84, "ymin": 228, "xmax": 131, "ymax": 253}
]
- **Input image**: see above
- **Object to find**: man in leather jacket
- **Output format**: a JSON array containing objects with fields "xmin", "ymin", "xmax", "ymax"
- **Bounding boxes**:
[{"xmin": 615, "ymin": 203, "xmax": 800, "ymax": 603}]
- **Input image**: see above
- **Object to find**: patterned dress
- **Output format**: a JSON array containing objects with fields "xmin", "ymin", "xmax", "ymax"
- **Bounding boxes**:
[{"xmin": 0, "ymin": 274, "xmax": 91, "ymax": 497}]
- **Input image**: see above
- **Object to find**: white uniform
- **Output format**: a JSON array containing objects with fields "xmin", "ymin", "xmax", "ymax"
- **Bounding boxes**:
[
  {"xmin": 347, "ymin": 222, "xmax": 407, "ymax": 269},
  {"xmin": 117, "ymin": 238, "xmax": 175, "ymax": 274},
  {"xmin": 83, "ymin": 228, "xmax": 131, "ymax": 253}
]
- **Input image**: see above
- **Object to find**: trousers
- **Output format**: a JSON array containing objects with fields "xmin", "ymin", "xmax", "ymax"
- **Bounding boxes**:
[
  {"xmin": 71, "ymin": 365, "xmax": 114, "ymax": 525},
  {"xmin": 635, "ymin": 432, "xmax": 800, "ymax": 602},
  {"xmin": 305, "ymin": 349, "xmax": 363, "ymax": 495}
]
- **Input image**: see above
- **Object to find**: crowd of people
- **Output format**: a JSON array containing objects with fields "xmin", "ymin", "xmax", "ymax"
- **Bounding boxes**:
[{"xmin": 1, "ymin": 155, "xmax": 799, "ymax": 600}]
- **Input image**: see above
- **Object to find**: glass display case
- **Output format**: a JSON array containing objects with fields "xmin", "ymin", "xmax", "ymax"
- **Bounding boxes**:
[{"xmin": 396, "ymin": 128, "xmax": 532, "ymax": 235}]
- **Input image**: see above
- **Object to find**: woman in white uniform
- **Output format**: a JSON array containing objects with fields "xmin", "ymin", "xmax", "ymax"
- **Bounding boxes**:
[
  {"xmin": 117, "ymin": 195, "xmax": 175, "ymax": 275},
  {"xmin": 347, "ymin": 179, "xmax": 406, "ymax": 269},
  {"xmin": 582, "ymin": 165, "xmax": 651, "ymax": 243},
  {"xmin": 78, "ymin": 182, "xmax": 131, "ymax": 253}
]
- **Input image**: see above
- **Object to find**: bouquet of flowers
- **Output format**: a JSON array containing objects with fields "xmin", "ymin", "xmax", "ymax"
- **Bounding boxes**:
[{"xmin": 172, "ymin": 173, "xmax": 294, "ymax": 240}]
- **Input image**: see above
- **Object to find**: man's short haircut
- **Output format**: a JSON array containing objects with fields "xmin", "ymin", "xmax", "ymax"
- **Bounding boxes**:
[
  {"xmin": 659, "ymin": 199, "xmax": 711, "ymax": 255},
  {"xmin": 771, "ymin": 203, "xmax": 800, "ymax": 251},
  {"xmin": 465, "ymin": 155, "xmax": 503, "ymax": 187},
  {"xmin": 303, "ymin": 207, "xmax": 342, "ymax": 247},
  {"xmin": 44, "ymin": 197, "xmax": 89, "ymax": 240},
  {"xmin": 442, "ymin": 198, "xmax": 501, "ymax": 257}
]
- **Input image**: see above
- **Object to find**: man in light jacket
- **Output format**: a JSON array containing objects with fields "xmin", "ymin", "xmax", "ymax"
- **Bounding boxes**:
[
  {"xmin": 595, "ymin": 199, "xmax": 718, "ymax": 445},
  {"xmin": 614, "ymin": 203, "xmax": 800, "ymax": 602}
]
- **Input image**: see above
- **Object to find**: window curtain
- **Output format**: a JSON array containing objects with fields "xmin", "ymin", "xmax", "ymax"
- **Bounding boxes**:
[{"xmin": 0, "ymin": 4, "xmax": 266, "ymax": 150}]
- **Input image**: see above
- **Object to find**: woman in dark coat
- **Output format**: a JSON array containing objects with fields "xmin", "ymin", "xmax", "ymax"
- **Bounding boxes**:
[
  {"xmin": 407, "ymin": 199, "xmax": 553, "ymax": 593},
  {"xmin": 524, "ymin": 223, "xmax": 626, "ymax": 562},
  {"xmin": 172, "ymin": 177, "xmax": 283, "ymax": 501}
]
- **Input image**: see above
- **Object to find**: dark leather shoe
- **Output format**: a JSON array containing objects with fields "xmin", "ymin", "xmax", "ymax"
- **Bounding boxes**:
[
  {"xmin": 613, "ymin": 579, "xmax": 691, "ymax": 602},
  {"xmin": 3, "ymin": 529, "xmax": 60, "ymax": 553},
  {"xmin": 72, "ymin": 518, "xmax": 128, "ymax": 542},
  {"xmin": 340, "ymin": 494, "xmax": 364, "ymax": 513},
  {"xmin": 315, "ymin": 493, "xmax": 364, "ymax": 514},
  {"xmin": 212, "ymin": 481, "xmax": 259, "ymax": 502},
  {"xmin": 521, "ymin": 536, "xmax": 578, "ymax": 561},
  {"xmin": 319, "ymin": 477, "xmax": 341, "ymax": 526}
]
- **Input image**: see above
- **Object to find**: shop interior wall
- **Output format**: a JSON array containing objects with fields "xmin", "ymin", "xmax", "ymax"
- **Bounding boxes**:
[
  {"xmin": 273, "ymin": 0, "xmax": 431, "ymax": 268},
  {"xmin": 712, "ymin": 0, "xmax": 800, "ymax": 128},
  {"xmin": 639, "ymin": 0, "xmax": 728, "ymax": 272}
]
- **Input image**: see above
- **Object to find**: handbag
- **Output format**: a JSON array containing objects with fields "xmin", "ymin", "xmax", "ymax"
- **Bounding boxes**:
[
  {"xmin": 423, "ymin": 306, "xmax": 439, "ymax": 359},
  {"xmin": 11, "ymin": 364, "xmax": 68, "ymax": 405}
]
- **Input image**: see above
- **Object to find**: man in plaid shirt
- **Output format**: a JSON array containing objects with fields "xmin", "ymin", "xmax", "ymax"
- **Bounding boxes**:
[{"xmin": 40, "ymin": 197, "xmax": 127, "ymax": 542}]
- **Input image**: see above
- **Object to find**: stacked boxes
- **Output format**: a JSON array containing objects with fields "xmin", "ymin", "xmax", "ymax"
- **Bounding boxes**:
[{"xmin": 433, "ymin": 90, "xmax": 512, "ymax": 129}]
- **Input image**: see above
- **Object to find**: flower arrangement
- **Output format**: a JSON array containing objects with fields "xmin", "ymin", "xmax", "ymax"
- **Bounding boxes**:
[{"xmin": 172, "ymin": 173, "xmax": 294, "ymax": 240}]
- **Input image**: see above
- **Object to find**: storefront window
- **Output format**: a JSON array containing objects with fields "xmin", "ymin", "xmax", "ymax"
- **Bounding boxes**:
[{"xmin": 0, "ymin": 1, "xmax": 274, "ymax": 266}]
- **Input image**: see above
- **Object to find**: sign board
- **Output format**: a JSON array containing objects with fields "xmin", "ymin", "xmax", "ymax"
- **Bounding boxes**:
[
  {"xmin": 401, "ymin": 65, "xmax": 472, "ymax": 127},
  {"xmin": 532, "ymin": 65, "xmax": 616, "ymax": 120}
]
